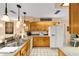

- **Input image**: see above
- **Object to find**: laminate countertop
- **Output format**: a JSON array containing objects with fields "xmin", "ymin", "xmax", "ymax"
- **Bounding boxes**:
[
  {"xmin": 28, "ymin": 35, "xmax": 49, "ymax": 37},
  {"xmin": 0, "ymin": 39, "xmax": 30, "ymax": 56},
  {"xmin": 59, "ymin": 46, "xmax": 79, "ymax": 56}
]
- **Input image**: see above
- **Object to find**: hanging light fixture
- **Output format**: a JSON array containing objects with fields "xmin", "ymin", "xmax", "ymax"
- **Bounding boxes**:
[
  {"xmin": 23, "ymin": 12, "xmax": 26, "ymax": 27},
  {"xmin": 23, "ymin": 12, "xmax": 28, "ymax": 31},
  {"xmin": 1, "ymin": 3, "xmax": 10, "ymax": 22},
  {"xmin": 16, "ymin": 4, "xmax": 21, "ymax": 28},
  {"xmin": 61, "ymin": 3, "xmax": 69, "ymax": 6}
]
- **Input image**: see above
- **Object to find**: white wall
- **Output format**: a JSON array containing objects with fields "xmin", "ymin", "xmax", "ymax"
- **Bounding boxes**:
[
  {"xmin": 0, "ymin": 21, "xmax": 5, "ymax": 36},
  {"xmin": 0, "ymin": 19, "xmax": 24, "ymax": 43},
  {"xmin": 0, "ymin": 21, "xmax": 5, "ymax": 43}
]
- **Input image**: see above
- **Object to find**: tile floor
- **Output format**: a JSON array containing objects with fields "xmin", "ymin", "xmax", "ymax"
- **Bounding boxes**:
[{"xmin": 30, "ymin": 47, "xmax": 57, "ymax": 56}]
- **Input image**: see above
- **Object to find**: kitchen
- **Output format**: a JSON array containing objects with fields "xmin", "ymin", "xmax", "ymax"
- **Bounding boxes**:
[{"xmin": 0, "ymin": 3, "xmax": 79, "ymax": 56}]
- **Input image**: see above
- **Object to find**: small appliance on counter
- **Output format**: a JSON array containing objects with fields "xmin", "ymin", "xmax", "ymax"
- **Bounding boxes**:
[
  {"xmin": 39, "ymin": 32, "xmax": 44, "ymax": 36},
  {"xmin": 27, "ymin": 31, "xmax": 32, "ymax": 36}
]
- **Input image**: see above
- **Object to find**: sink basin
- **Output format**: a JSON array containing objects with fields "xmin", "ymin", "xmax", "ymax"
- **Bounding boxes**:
[
  {"xmin": 6, "ymin": 39, "xmax": 28, "ymax": 47},
  {"xmin": 0, "ymin": 47, "xmax": 19, "ymax": 53},
  {"xmin": 6, "ymin": 42, "xmax": 21, "ymax": 47}
]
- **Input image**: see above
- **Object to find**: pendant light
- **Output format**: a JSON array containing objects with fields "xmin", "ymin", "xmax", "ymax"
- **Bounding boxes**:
[
  {"xmin": 16, "ymin": 4, "xmax": 21, "ymax": 28},
  {"xmin": 1, "ymin": 3, "xmax": 10, "ymax": 22},
  {"xmin": 17, "ymin": 4, "xmax": 21, "ymax": 21},
  {"xmin": 23, "ymin": 12, "xmax": 28, "ymax": 31},
  {"xmin": 23, "ymin": 12, "xmax": 26, "ymax": 27}
]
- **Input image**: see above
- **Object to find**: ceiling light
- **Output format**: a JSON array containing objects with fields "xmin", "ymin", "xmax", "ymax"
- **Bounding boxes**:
[
  {"xmin": 1, "ymin": 3, "xmax": 10, "ymax": 22},
  {"xmin": 23, "ymin": 12, "xmax": 27, "ymax": 27},
  {"xmin": 61, "ymin": 3, "xmax": 69, "ymax": 6},
  {"xmin": 16, "ymin": 4, "xmax": 21, "ymax": 28},
  {"xmin": 1, "ymin": 15, "xmax": 10, "ymax": 22},
  {"xmin": 16, "ymin": 21, "xmax": 20, "ymax": 28},
  {"xmin": 23, "ymin": 23, "xmax": 26, "ymax": 27},
  {"xmin": 54, "ymin": 10, "xmax": 60, "ymax": 14}
]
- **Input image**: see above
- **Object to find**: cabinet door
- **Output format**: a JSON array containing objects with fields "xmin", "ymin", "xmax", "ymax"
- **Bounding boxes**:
[
  {"xmin": 43, "ymin": 37, "xmax": 50, "ymax": 47},
  {"xmin": 26, "ymin": 40, "xmax": 30, "ymax": 51},
  {"xmin": 33, "ymin": 37, "xmax": 40, "ymax": 47},
  {"xmin": 69, "ymin": 3, "xmax": 79, "ymax": 34},
  {"xmin": 57, "ymin": 49, "xmax": 65, "ymax": 56},
  {"xmin": 21, "ymin": 45, "xmax": 27, "ymax": 56},
  {"xmin": 15, "ymin": 40, "xmax": 30, "ymax": 56},
  {"xmin": 15, "ymin": 51, "xmax": 21, "ymax": 56},
  {"xmin": 33, "ymin": 37, "xmax": 50, "ymax": 47}
]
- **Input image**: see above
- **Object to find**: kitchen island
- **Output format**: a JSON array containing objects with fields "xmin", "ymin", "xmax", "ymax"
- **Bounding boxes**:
[{"xmin": 57, "ymin": 46, "xmax": 79, "ymax": 56}]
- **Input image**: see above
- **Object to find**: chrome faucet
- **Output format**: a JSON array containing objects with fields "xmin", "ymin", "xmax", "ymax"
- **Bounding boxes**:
[{"xmin": 4, "ymin": 40, "xmax": 7, "ymax": 46}]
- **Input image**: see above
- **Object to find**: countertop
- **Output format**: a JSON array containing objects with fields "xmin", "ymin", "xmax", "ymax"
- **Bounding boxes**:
[
  {"xmin": 29, "ymin": 35, "xmax": 49, "ymax": 37},
  {"xmin": 0, "ymin": 37, "xmax": 30, "ymax": 56},
  {"xmin": 0, "ymin": 47, "xmax": 19, "ymax": 56},
  {"xmin": 59, "ymin": 46, "xmax": 79, "ymax": 56}
]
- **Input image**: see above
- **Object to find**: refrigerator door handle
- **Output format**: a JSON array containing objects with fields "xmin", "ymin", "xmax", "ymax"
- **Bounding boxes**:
[{"xmin": 51, "ymin": 34, "xmax": 55, "ymax": 36}]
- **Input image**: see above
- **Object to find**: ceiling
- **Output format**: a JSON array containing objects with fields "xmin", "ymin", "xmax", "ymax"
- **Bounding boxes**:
[{"xmin": 0, "ymin": 3, "xmax": 68, "ymax": 20}]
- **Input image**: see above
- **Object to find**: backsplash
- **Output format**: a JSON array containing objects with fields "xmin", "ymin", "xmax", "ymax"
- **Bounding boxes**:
[{"xmin": 31, "ymin": 31, "xmax": 48, "ymax": 35}]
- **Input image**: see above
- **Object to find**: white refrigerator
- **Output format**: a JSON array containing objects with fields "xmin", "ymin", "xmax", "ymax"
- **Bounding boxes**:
[{"xmin": 48, "ymin": 23, "xmax": 65, "ymax": 48}]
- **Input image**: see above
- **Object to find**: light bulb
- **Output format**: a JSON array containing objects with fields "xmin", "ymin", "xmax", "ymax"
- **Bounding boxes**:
[
  {"xmin": 1, "ymin": 15, "xmax": 10, "ymax": 22},
  {"xmin": 23, "ymin": 23, "xmax": 26, "ymax": 27},
  {"xmin": 62, "ymin": 3, "xmax": 69, "ymax": 6},
  {"xmin": 16, "ymin": 21, "xmax": 20, "ymax": 28}
]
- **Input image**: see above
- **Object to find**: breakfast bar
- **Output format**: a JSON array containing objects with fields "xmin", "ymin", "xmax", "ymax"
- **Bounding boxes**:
[{"xmin": 57, "ymin": 46, "xmax": 79, "ymax": 56}]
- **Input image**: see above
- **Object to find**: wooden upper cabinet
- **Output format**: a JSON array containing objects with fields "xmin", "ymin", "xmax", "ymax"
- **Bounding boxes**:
[
  {"xmin": 69, "ymin": 3, "xmax": 79, "ymax": 34},
  {"xmin": 29, "ymin": 22, "xmax": 57, "ymax": 31},
  {"xmin": 24, "ymin": 21, "xmax": 57, "ymax": 31},
  {"xmin": 30, "ymin": 22, "xmax": 48, "ymax": 31}
]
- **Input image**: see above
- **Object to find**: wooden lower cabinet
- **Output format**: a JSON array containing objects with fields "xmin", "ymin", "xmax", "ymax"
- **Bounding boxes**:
[
  {"xmin": 15, "ymin": 40, "xmax": 30, "ymax": 56},
  {"xmin": 15, "ymin": 50, "xmax": 21, "ymax": 56},
  {"xmin": 57, "ymin": 48, "xmax": 65, "ymax": 56},
  {"xmin": 21, "ymin": 47, "xmax": 27, "ymax": 56},
  {"xmin": 33, "ymin": 36, "xmax": 50, "ymax": 47}
]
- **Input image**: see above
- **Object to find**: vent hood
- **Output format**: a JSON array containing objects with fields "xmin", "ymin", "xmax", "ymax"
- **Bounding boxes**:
[{"xmin": 40, "ymin": 18, "xmax": 52, "ymax": 21}]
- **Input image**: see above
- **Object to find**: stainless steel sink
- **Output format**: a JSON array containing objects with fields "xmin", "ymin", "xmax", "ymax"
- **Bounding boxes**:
[
  {"xmin": 6, "ymin": 39, "xmax": 27, "ymax": 47},
  {"xmin": 6, "ymin": 42, "xmax": 21, "ymax": 47}
]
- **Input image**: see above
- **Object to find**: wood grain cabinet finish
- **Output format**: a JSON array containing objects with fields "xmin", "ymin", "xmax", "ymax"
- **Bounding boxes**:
[
  {"xmin": 57, "ymin": 49, "xmax": 65, "ymax": 56},
  {"xmin": 69, "ymin": 3, "xmax": 79, "ymax": 34},
  {"xmin": 15, "ymin": 50, "xmax": 21, "ymax": 56},
  {"xmin": 15, "ymin": 40, "xmax": 30, "ymax": 56},
  {"xmin": 33, "ymin": 37, "xmax": 50, "ymax": 47},
  {"xmin": 24, "ymin": 21, "xmax": 57, "ymax": 31},
  {"xmin": 29, "ymin": 22, "xmax": 56, "ymax": 31},
  {"xmin": 21, "ymin": 45, "xmax": 27, "ymax": 56},
  {"xmin": 30, "ymin": 22, "xmax": 48, "ymax": 31}
]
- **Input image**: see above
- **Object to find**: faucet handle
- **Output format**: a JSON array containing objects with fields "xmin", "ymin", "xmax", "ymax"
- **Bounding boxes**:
[{"xmin": 4, "ymin": 40, "xmax": 7, "ymax": 44}]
